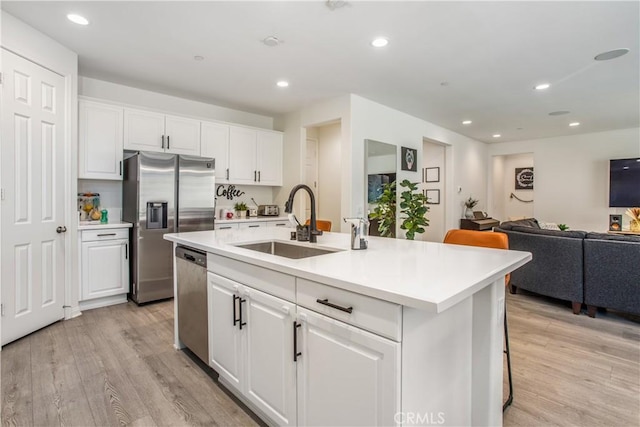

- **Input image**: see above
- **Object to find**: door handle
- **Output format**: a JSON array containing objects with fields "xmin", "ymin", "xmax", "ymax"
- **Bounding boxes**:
[
  {"xmin": 293, "ymin": 321, "xmax": 302, "ymax": 362},
  {"xmin": 56, "ymin": 226, "xmax": 67, "ymax": 234}
]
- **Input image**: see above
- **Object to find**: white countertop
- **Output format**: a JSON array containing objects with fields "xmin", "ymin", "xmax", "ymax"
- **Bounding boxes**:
[
  {"xmin": 216, "ymin": 216, "xmax": 290, "ymax": 224},
  {"xmin": 78, "ymin": 221, "xmax": 133, "ymax": 231},
  {"xmin": 164, "ymin": 228, "xmax": 531, "ymax": 313}
]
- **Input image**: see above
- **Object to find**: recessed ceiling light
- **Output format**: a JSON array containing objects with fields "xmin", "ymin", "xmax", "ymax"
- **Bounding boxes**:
[
  {"xmin": 194, "ymin": 55, "xmax": 204, "ymax": 61},
  {"xmin": 534, "ymin": 83, "xmax": 550, "ymax": 90},
  {"xmin": 462, "ymin": 120, "xmax": 472, "ymax": 125},
  {"xmin": 371, "ymin": 37, "xmax": 389, "ymax": 48},
  {"xmin": 594, "ymin": 48, "xmax": 629, "ymax": 61},
  {"xmin": 67, "ymin": 13, "xmax": 89, "ymax": 25},
  {"xmin": 276, "ymin": 80, "xmax": 289, "ymax": 88},
  {"xmin": 549, "ymin": 110, "xmax": 570, "ymax": 116},
  {"xmin": 493, "ymin": 134, "xmax": 501, "ymax": 138},
  {"xmin": 569, "ymin": 122, "xmax": 580, "ymax": 127}
]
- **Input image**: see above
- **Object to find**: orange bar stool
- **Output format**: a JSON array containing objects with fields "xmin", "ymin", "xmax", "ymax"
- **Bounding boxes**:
[
  {"xmin": 304, "ymin": 219, "xmax": 332, "ymax": 232},
  {"xmin": 443, "ymin": 229, "xmax": 514, "ymax": 412}
]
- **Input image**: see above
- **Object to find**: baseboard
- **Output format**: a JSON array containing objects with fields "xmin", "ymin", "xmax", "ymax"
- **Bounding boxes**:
[{"xmin": 79, "ymin": 294, "xmax": 128, "ymax": 311}]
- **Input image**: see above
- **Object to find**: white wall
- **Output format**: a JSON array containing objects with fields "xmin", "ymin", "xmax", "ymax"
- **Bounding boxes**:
[
  {"xmin": 422, "ymin": 140, "xmax": 446, "ymax": 242},
  {"xmin": 350, "ymin": 95, "xmax": 488, "ymax": 240},
  {"xmin": 488, "ymin": 127, "xmax": 640, "ymax": 231},
  {"xmin": 491, "ymin": 153, "xmax": 534, "ymax": 221},
  {"xmin": 317, "ymin": 123, "xmax": 342, "ymax": 229},
  {"xmin": 79, "ymin": 76, "xmax": 274, "ymax": 129},
  {"xmin": 1, "ymin": 11, "xmax": 80, "ymax": 319}
]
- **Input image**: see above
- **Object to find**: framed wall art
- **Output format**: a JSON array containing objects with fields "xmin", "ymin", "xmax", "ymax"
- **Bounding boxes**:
[
  {"xmin": 424, "ymin": 167, "xmax": 440, "ymax": 183},
  {"xmin": 401, "ymin": 147, "xmax": 417, "ymax": 172},
  {"xmin": 424, "ymin": 189, "xmax": 440, "ymax": 205},
  {"xmin": 515, "ymin": 167, "xmax": 534, "ymax": 190}
]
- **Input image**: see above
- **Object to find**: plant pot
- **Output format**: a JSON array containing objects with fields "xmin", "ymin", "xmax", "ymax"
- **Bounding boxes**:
[
  {"xmin": 631, "ymin": 219, "xmax": 640, "ymax": 233},
  {"xmin": 236, "ymin": 210, "xmax": 246, "ymax": 219},
  {"xmin": 464, "ymin": 207, "xmax": 474, "ymax": 219}
]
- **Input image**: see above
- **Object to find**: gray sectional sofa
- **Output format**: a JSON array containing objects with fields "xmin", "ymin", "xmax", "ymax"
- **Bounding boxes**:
[{"xmin": 495, "ymin": 219, "xmax": 640, "ymax": 317}]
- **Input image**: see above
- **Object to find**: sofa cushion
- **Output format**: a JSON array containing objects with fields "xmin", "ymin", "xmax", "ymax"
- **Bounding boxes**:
[
  {"xmin": 585, "ymin": 232, "xmax": 640, "ymax": 243},
  {"xmin": 498, "ymin": 218, "xmax": 540, "ymax": 230},
  {"xmin": 510, "ymin": 226, "xmax": 587, "ymax": 239}
]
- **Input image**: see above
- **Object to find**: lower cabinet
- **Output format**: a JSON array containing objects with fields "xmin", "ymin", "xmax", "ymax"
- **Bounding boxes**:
[
  {"xmin": 208, "ymin": 272, "xmax": 297, "ymax": 426},
  {"xmin": 80, "ymin": 228, "xmax": 129, "ymax": 304},
  {"xmin": 207, "ymin": 270, "xmax": 400, "ymax": 426}
]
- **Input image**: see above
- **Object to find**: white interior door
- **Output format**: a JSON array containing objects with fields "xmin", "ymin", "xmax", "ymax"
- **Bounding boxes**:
[
  {"xmin": 1, "ymin": 50, "xmax": 66, "ymax": 346},
  {"xmin": 304, "ymin": 138, "xmax": 318, "ymax": 220}
]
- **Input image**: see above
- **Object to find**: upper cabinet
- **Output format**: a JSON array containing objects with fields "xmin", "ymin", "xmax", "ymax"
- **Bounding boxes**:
[
  {"xmin": 228, "ymin": 125, "xmax": 283, "ymax": 186},
  {"xmin": 123, "ymin": 108, "xmax": 200, "ymax": 155},
  {"xmin": 201, "ymin": 121, "xmax": 230, "ymax": 183},
  {"xmin": 78, "ymin": 100, "xmax": 124, "ymax": 180}
]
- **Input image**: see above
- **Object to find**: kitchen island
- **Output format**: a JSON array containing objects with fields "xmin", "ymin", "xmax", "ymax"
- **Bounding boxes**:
[{"xmin": 164, "ymin": 228, "xmax": 531, "ymax": 426}]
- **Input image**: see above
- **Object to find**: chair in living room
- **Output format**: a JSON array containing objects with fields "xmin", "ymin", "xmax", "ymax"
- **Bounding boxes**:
[
  {"xmin": 443, "ymin": 229, "xmax": 514, "ymax": 411},
  {"xmin": 304, "ymin": 219, "xmax": 332, "ymax": 232}
]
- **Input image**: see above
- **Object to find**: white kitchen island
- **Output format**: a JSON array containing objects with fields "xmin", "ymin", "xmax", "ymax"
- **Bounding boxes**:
[{"xmin": 164, "ymin": 228, "xmax": 531, "ymax": 427}]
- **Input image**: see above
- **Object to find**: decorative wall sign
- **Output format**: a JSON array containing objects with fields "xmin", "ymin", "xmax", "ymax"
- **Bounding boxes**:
[
  {"xmin": 424, "ymin": 189, "xmax": 440, "ymax": 205},
  {"xmin": 401, "ymin": 147, "xmax": 417, "ymax": 172},
  {"xmin": 216, "ymin": 184, "xmax": 246, "ymax": 200},
  {"xmin": 515, "ymin": 167, "xmax": 534, "ymax": 190},
  {"xmin": 424, "ymin": 167, "xmax": 440, "ymax": 183}
]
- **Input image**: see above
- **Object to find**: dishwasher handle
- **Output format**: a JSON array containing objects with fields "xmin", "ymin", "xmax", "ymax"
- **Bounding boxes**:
[{"xmin": 175, "ymin": 246, "xmax": 207, "ymax": 267}]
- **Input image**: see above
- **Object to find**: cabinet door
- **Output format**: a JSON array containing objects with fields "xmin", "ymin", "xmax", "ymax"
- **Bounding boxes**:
[
  {"xmin": 81, "ymin": 239, "xmax": 129, "ymax": 300},
  {"xmin": 123, "ymin": 108, "xmax": 165, "ymax": 152},
  {"xmin": 296, "ymin": 307, "xmax": 400, "ymax": 427},
  {"xmin": 244, "ymin": 288, "xmax": 297, "ymax": 426},
  {"xmin": 165, "ymin": 115, "xmax": 201, "ymax": 155},
  {"xmin": 201, "ymin": 121, "xmax": 230, "ymax": 183},
  {"xmin": 78, "ymin": 100, "xmax": 124, "ymax": 180},
  {"xmin": 256, "ymin": 131, "xmax": 283, "ymax": 186},
  {"xmin": 208, "ymin": 273, "xmax": 243, "ymax": 390},
  {"xmin": 228, "ymin": 126, "xmax": 257, "ymax": 184}
]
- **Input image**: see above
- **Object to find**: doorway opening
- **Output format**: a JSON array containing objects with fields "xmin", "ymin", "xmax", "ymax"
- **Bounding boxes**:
[
  {"xmin": 422, "ymin": 138, "xmax": 448, "ymax": 242},
  {"xmin": 490, "ymin": 153, "xmax": 535, "ymax": 222}
]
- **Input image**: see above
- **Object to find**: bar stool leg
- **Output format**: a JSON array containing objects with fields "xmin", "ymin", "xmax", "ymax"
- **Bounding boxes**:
[{"xmin": 503, "ymin": 306, "xmax": 513, "ymax": 412}]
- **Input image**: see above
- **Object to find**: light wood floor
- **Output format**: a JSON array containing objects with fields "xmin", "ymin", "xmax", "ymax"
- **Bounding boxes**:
[{"xmin": 1, "ymin": 292, "xmax": 638, "ymax": 426}]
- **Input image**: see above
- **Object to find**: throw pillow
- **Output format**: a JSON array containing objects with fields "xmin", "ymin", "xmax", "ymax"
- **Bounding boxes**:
[{"xmin": 539, "ymin": 222, "xmax": 561, "ymax": 231}]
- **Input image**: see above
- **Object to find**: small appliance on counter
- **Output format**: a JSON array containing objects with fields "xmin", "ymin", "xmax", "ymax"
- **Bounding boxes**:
[{"xmin": 258, "ymin": 204, "xmax": 279, "ymax": 216}]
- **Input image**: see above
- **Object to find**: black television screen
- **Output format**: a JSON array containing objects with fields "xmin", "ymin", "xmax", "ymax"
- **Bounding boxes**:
[{"xmin": 609, "ymin": 158, "xmax": 640, "ymax": 207}]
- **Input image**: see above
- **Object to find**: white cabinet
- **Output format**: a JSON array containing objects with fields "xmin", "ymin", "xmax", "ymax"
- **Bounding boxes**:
[
  {"xmin": 208, "ymin": 273, "xmax": 297, "ymax": 426},
  {"xmin": 124, "ymin": 108, "xmax": 200, "ymax": 155},
  {"xmin": 296, "ymin": 307, "xmax": 400, "ymax": 427},
  {"xmin": 228, "ymin": 126, "xmax": 283, "ymax": 186},
  {"xmin": 78, "ymin": 100, "xmax": 124, "ymax": 180},
  {"xmin": 201, "ymin": 121, "xmax": 230, "ymax": 183},
  {"xmin": 214, "ymin": 222, "xmax": 238, "ymax": 231},
  {"xmin": 237, "ymin": 221, "xmax": 266, "ymax": 229},
  {"xmin": 80, "ymin": 228, "xmax": 129, "ymax": 304}
]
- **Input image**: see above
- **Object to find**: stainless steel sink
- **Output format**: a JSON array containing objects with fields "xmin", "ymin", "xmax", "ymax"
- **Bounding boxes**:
[{"xmin": 234, "ymin": 241, "xmax": 340, "ymax": 259}]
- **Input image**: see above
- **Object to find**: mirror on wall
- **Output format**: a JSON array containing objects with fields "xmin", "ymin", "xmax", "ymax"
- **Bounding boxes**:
[{"xmin": 365, "ymin": 139, "xmax": 397, "ymax": 237}]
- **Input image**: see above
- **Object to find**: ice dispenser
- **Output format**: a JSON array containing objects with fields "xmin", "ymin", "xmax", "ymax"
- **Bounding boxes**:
[{"xmin": 146, "ymin": 202, "xmax": 168, "ymax": 229}]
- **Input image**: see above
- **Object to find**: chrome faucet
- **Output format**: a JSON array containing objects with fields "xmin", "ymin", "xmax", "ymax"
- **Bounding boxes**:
[
  {"xmin": 284, "ymin": 184, "xmax": 323, "ymax": 243},
  {"xmin": 344, "ymin": 217, "xmax": 369, "ymax": 250}
]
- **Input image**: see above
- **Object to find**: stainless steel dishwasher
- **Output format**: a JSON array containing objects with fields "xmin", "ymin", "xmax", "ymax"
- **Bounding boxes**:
[{"xmin": 175, "ymin": 246, "xmax": 208, "ymax": 364}]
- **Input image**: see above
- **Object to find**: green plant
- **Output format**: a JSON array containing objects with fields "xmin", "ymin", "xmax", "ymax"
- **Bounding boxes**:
[
  {"xmin": 399, "ymin": 179, "xmax": 429, "ymax": 240},
  {"xmin": 558, "ymin": 223, "xmax": 569, "ymax": 231},
  {"xmin": 369, "ymin": 181, "xmax": 396, "ymax": 238},
  {"xmin": 465, "ymin": 196, "xmax": 479, "ymax": 209},
  {"xmin": 234, "ymin": 201, "xmax": 247, "ymax": 211}
]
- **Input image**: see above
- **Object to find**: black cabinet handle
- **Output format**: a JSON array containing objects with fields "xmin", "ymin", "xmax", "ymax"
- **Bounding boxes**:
[
  {"xmin": 258, "ymin": 171, "xmax": 261, "ymax": 182},
  {"xmin": 316, "ymin": 298, "xmax": 353, "ymax": 314},
  {"xmin": 125, "ymin": 243, "xmax": 128, "ymax": 260},
  {"xmin": 239, "ymin": 298, "xmax": 247, "ymax": 329},
  {"xmin": 167, "ymin": 135, "xmax": 170, "ymax": 150},
  {"xmin": 248, "ymin": 225, "xmax": 260, "ymax": 228},
  {"xmin": 120, "ymin": 161, "xmax": 122, "ymax": 176},
  {"xmin": 226, "ymin": 168, "xmax": 229, "ymax": 180},
  {"xmin": 293, "ymin": 321, "xmax": 302, "ymax": 362},
  {"xmin": 254, "ymin": 170, "xmax": 257, "ymax": 182},
  {"xmin": 233, "ymin": 295, "xmax": 240, "ymax": 326},
  {"xmin": 161, "ymin": 135, "xmax": 165, "ymax": 149},
  {"xmin": 97, "ymin": 233, "xmax": 117, "ymax": 237}
]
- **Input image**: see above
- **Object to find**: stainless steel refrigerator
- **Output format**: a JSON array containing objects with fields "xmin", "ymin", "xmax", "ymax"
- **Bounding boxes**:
[{"xmin": 123, "ymin": 152, "xmax": 215, "ymax": 304}]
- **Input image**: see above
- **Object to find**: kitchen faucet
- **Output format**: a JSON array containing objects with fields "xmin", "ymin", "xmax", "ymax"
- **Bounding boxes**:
[{"xmin": 284, "ymin": 184, "xmax": 322, "ymax": 243}]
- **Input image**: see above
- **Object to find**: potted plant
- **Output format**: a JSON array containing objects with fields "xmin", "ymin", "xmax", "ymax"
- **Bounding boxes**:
[
  {"xmin": 234, "ymin": 201, "xmax": 248, "ymax": 219},
  {"xmin": 370, "ymin": 181, "xmax": 397, "ymax": 238},
  {"xmin": 399, "ymin": 179, "xmax": 429, "ymax": 240},
  {"xmin": 464, "ymin": 196, "xmax": 479, "ymax": 219}
]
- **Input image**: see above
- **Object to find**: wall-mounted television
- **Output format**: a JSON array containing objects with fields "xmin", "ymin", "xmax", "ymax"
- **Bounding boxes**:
[
  {"xmin": 368, "ymin": 173, "xmax": 396, "ymax": 203},
  {"xmin": 609, "ymin": 158, "xmax": 640, "ymax": 207}
]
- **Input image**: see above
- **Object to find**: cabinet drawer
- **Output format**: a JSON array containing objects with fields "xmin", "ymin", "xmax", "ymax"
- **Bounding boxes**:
[
  {"xmin": 215, "ymin": 222, "xmax": 238, "ymax": 230},
  {"xmin": 238, "ymin": 221, "xmax": 266, "ymax": 229},
  {"xmin": 266, "ymin": 221, "xmax": 289, "ymax": 228},
  {"xmin": 81, "ymin": 228, "xmax": 129, "ymax": 242},
  {"xmin": 208, "ymin": 253, "xmax": 295, "ymax": 302},
  {"xmin": 296, "ymin": 278, "xmax": 402, "ymax": 341}
]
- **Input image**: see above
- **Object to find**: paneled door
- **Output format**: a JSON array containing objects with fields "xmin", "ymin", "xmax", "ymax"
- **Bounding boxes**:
[{"xmin": 1, "ymin": 49, "xmax": 66, "ymax": 345}]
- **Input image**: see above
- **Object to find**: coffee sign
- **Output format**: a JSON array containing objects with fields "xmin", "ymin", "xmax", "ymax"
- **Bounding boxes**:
[{"xmin": 515, "ymin": 167, "xmax": 534, "ymax": 190}]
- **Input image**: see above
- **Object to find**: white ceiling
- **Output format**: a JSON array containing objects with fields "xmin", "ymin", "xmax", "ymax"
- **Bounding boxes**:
[{"xmin": 3, "ymin": 1, "xmax": 639, "ymax": 143}]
